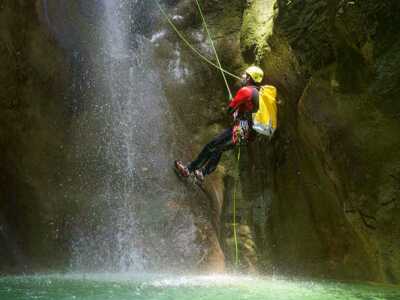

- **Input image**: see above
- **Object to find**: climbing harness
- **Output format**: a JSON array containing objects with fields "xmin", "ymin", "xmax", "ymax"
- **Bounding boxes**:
[
  {"xmin": 233, "ymin": 120, "xmax": 250, "ymax": 146},
  {"xmin": 155, "ymin": 0, "xmax": 241, "ymax": 266},
  {"xmin": 153, "ymin": 0, "xmax": 241, "ymax": 83}
]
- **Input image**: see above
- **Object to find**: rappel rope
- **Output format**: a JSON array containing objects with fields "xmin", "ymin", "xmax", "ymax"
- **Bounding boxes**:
[
  {"xmin": 232, "ymin": 147, "xmax": 241, "ymax": 266},
  {"xmin": 153, "ymin": 0, "xmax": 241, "ymax": 82},
  {"xmin": 194, "ymin": 0, "xmax": 232, "ymax": 99},
  {"xmin": 155, "ymin": 0, "xmax": 241, "ymax": 267}
]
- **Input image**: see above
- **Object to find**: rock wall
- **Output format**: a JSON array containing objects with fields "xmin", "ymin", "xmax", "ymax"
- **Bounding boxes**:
[
  {"xmin": 0, "ymin": 0, "xmax": 70, "ymax": 272},
  {"xmin": 209, "ymin": 0, "xmax": 400, "ymax": 283},
  {"xmin": 160, "ymin": 0, "xmax": 400, "ymax": 283}
]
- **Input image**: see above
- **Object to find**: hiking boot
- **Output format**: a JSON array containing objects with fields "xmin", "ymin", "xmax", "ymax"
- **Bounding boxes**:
[
  {"xmin": 174, "ymin": 160, "xmax": 190, "ymax": 177},
  {"xmin": 194, "ymin": 169, "xmax": 205, "ymax": 183}
]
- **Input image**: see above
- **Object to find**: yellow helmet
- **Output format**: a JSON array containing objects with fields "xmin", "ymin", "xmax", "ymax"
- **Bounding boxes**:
[{"xmin": 245, "ymin": 66, "xmax": 264, "ymax": 83}]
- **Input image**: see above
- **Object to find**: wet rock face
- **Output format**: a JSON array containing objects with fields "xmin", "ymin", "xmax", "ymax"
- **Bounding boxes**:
[
  {"xmin": 252, "ymin": 0, "xmax": 400, "ymax": 283},
  {"xmin": 167, "ymin": 0, "xmax": 400, "ymax": 282},
  {"xmin": 0, "ymin": 0, "xmax": 70, "ymax": 272}
]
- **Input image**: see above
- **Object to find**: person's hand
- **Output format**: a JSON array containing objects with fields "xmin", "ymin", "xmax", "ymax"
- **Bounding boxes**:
[{"xmin": 233, "ymin": 110, "xmax": 239, "ymax": 121}]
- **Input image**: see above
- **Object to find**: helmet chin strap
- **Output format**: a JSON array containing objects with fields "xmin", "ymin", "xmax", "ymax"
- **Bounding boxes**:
[{"xmin": 239, "ymin": 74, "xmax": 247, "ymax": 87}]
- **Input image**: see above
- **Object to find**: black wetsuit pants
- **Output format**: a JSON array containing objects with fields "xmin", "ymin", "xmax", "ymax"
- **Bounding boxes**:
[{"xmin": 187, "ymin": 128, "xmax": 235, "ymax": 176}]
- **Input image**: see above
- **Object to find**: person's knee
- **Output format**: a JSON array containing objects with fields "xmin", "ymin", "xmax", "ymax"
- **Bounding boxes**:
[{"xmin": 205, "ymin": 142, "xmax": 217, "ymax": 153}]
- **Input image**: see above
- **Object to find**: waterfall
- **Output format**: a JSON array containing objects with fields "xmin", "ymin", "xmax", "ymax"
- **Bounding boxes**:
[{"xmin": 43, "ymin": 0, "xmax": 201, "ymax": 272}]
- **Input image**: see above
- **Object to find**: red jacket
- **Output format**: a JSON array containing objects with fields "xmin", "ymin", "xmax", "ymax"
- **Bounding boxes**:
[
  {"xmin": 229, "ymin": 86, "xmax": 258, "ymax": 143},
  {"xmin": 228, "ymin": 86, "xmax": 256, "ymax": 113}
]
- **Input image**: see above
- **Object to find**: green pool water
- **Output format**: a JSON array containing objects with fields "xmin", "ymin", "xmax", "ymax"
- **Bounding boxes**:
[{"xmin": 0, "ymin": 273, "xmax": 398, "ymax": 300}]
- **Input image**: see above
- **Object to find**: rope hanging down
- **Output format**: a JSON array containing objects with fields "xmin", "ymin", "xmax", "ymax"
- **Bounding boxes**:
[
  {"xmin": 232, "ymin": 147, "xmax": 241, "ymax": 266},
  {"xmin": 153, "ymin": 0, "xmax": 241, "ymax": 82}
]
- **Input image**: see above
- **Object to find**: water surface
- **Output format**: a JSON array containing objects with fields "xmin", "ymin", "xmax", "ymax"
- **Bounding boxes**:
[{"xmin": 0, "ymin": 274, "xmax": 399, "ymax": 300}]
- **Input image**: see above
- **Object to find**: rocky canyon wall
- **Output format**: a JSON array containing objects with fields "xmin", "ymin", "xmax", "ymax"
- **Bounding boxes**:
[{"xmin": 1, "ymin": 0, "xmax": 399, "ymax": 284}]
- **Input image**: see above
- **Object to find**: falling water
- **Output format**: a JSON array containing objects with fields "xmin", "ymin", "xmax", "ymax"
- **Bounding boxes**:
[{"xmin": 42, "ymin": 0, "xmax": 201, "ymax": 272}]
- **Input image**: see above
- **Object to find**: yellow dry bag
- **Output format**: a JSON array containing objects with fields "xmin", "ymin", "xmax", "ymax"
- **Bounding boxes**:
[{"xmin": 252, "ymin": 85, "xmax": 278, "ymax": 137}]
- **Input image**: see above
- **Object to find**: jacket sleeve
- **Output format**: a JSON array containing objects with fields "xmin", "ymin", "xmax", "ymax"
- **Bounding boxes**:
[{"xmin": 228, "ymin": 87, "xmax": 252, "ymax": 113}]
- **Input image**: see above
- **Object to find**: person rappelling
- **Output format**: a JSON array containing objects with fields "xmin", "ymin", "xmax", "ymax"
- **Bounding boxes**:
[
  {"xmin": 175, "ymin": 66, "xmax": 278, "ymax": 184},
  {"xmin": 154, "ymin": 0, "xmax": 280, "ymax": 268},
  {"xmin": 154, "ymin": 1, "xmax": 278, "ymax": 186}
]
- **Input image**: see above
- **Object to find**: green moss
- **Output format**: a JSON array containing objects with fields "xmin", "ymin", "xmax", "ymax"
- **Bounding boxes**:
[{"xmin": 240, "ymin": 0, "xmax": 277, "ymax": 63}]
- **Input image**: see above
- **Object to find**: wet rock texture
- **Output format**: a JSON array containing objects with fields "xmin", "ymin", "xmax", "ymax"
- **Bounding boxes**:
[
  {"xmin": 262, "ymin": 0, "xmax": 400, "ymax": 283},
  {"xmin": 0, "ymin": 0, "xmax": 70, "ymax": 272}
]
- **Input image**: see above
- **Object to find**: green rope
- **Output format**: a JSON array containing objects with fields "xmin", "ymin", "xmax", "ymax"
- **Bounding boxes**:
[
  {"xmin": 232, "ymin": 147, "xmax": 241, "ymax": 266},
  {"xmin": 194, "ymin": 0, "xmax": 233, "ymax": 99},
  {"xmin": 153, "ymin": 0, "xmax": 241, "ymax": 81}
]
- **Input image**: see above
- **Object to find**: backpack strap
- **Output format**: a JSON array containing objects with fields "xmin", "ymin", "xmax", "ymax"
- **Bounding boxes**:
[
  {"xmin": 235, "ymin": 86, "xmax": 260, "ymax": 122},
  {"xmin": 250, "ymin": 86, "xmax": 260, "ymax": 113}
]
